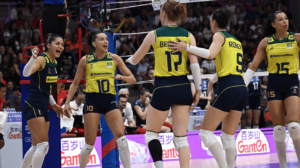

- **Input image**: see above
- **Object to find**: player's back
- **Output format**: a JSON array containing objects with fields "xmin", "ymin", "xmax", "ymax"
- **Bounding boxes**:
[{"xmin": 153, "ymin": 26, "xmax": 190, "ymax": 77}]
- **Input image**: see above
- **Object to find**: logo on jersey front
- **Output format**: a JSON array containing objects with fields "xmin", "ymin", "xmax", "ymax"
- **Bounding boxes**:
[
  {"xmin": 90, "ymin": 64, "xmax": 93, "ymax": 69},
  {"xmin": 107, "ymin": 53, "xmax": 112, "ymax": 58},
  {"xmin": 107, "ymin": 62, "xmax": 113, "ymax": 68},
  {"xmin": 268, "ymin": 37, "xmax": 274, "ymax": 43},
  {"xmin": 270, "ymin": 46, "xmax": 274, "ymax": 50},
  {"xmin": 287, "ymin": 43, "xmax": 293, "ymax": 49},
  {"xmin": 48, "ymin": 68, "xmax": 51, "ymax": 74},
  {"xmin": 288, "ymin": 35, "xmax": 295, "ymax": 40},
  {"xmin": 87, "ymin": 55, "xmax": 94, "ymax": 61}
]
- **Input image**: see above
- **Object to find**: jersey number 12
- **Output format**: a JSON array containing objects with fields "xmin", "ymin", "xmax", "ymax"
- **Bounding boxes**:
[{"xmin": 166, "ymin": 51, "xmax": 182, "ymax": 72}]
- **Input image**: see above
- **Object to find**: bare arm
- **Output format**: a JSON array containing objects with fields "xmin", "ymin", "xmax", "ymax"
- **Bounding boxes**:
[
  {"xmin": 249, "ymin": 38, "xmax": 268, "ymax": 71},
  {"xmin": 295, "ymin": 33, "xmax": 300, "ymax": 48},
  {"xmin": 111, "ymin": 54, "xmax": 136, "ymax": 84},
  {"xmin": 65, "ymin": 57, "xmax": 87, "ymax": 104},
  {"xmin": 28, "ymin": 56, "xmax": 45, "ymax": 76},
  {"xmin": 207, "ymin": 33, "xmax": 225, "ymax": 59},
  {"xmin": 261, "ymin": 83, "xmax": 267, "ymax": 90},
  {"xmin": 134, "ymin": 105, "xmax": 147, "ymax": 120},
  {"xmin": 127, "ymin": 31, "xmax": 155, "ymax": 64}
]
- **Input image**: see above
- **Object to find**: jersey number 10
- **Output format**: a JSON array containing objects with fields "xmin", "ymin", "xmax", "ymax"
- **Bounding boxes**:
[
  {"xmin": 166, "ymin": 51, "xmax": 182, "ymax": 72},
  {"xmin": 97, "ymin": 80, "xmax": 110, "ymax": 93}
]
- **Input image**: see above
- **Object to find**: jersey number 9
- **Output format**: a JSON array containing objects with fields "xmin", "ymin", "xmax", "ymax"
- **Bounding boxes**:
[
  {"xmin": 165, "ymin": 51, "xmax": 182, "ymax": 72},
  {"xmin": 97, "ymin": 80, "xmax": 110, "ymax": 93},
  {"xmin": 236, "ymin": 53, "xmax": 243, "ymax": 73}
]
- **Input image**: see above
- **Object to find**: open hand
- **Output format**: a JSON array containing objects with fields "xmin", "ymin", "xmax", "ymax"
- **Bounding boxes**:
[{"xmin": 168, "ymin": 38, "xmax": 187, "ymax": 54}]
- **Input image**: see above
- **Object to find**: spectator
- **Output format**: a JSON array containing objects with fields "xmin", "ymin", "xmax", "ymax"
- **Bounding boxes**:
[
  {"xmin": 0, "ymin": 71, "xmax": 6, "ymax": 86},
  {"xmin": 186, "ymin": 9, "xmax": 198, "ymax": 24},
  {"xmin": 57, "ymin": 44, "xmax": 76, "ymax": 78},
  {"xmin": 17, "ymin": 33, "xmax": 30, "ymax": 51},
  {"xmin": 196, "ymin": 32, "xmax": 209, "ymax": 49},
  {"xmin": 202, "ymin": 18, "xmax": 213, "ymax": 42},
  {"xmin": 62, "ymin": 91, "xmax": 85, "ymax": 137},
  {"xmin": 133, "ymin": 89, "xmax": 170, "ymax": 132},
  {"xmin": 35, "ymin": 0, "xmax": 44, "ymax": 12},
  {"xmin": 236, "ymin": 0, "xmax": 251, "ymax": 14},
  {"xmin": 22, "ymin": 0, "xmax": 35, "ymax": 22},
  {"xmin": 2, "ymin": 32, "xmax": 15, "ymax": 53},
  {"xmin": 7, "ymin": 3, "xmax": 23, "ymax": 22},
  {"xmin": 230, "ymin": 6, "xmax": 244, "ymax": 27},
  {"xmin": 31, "ymin": 10, "xmax": 42, "ymax": 30},
  {"xmin": 273, "ymin": 0, "xmax": 282, "ymax": 11},
  {"xmin": 201, "ymin": 59, "xmax": 216, "ymax": 74},
  {"xmin": 9, "ymin": 22, "xmax": 18, "ymax": 40},
  {"xmin": 0, "ymin": 45, "xmax": 6, "ymax": 64},
  {"xmin": 135, "ymin": 8, "xmax": 153, "ymax": 29},
  {"xmin": 7, "ymin": 88, "xmax": 21, "ymax": 110},
  {"xmin": 57, "ymin": 83, "xmax": 67, "ymax": 106},
  {"xmin": 65, "ymin": 33, "xmax": 82, "ymax": 56},
  {"xmin": 262, "ymin": 4, "xmax": 274, "ymax": 18},
  {"xmin": 245, "ymin": 3, "xmax": 261, "ymax": 24},
  {"xmin": 5, "ymin": 81, "xmax": 14, "ymax": 103},
  {"xmin": 16, "ymin": 11, "xmax": 25, "ymax": 28},
  {"xmin": 31, "ymin": 32, "xmax": 42, "ymax": 46},
  {"xmin": 19, "ymin": 20, "xmax": 33, "ymax": 45},
  {"xmin": 2, "ymin": 54, "xmax": 10, "ymax": 77},
  {"xmin": 225, "ymin": 0, "xmax": 236, "ymax": 14},
  {"xmin": 136, "ymin": 57, "xmax": 149, "ymax": 82},
  {"xmin": 118, "ymin": 94, "xmax": 135, "ymax": 127},
  {"xmin": 250, "ymin": 18, "xmax": 262, "ymax": 35},
  {"xmin": 142, "ymin": 68, "xmax": 154, "ymax": 93}
]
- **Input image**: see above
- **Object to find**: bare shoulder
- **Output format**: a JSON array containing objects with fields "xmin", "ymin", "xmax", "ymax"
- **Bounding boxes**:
[
  {"xmin": 259, "ymin": 37, "xmax": 268, "ymax": 48},
  {"xmin": 110, "ymin": 53, "xmax": 123, "ymax": 65}
]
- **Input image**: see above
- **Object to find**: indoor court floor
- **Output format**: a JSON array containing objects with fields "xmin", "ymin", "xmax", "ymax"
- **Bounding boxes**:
[{"xmin": 114, "ymin": 152, "xmax": 299, "ymax": 168}]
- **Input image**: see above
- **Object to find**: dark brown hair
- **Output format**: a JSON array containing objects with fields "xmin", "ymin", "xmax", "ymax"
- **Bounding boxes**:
[{"xmin": 162, "ymin": 1, "xmax": 187, "ymax": 22}]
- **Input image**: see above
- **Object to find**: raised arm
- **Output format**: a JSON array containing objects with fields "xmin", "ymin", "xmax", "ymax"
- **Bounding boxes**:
[
  {"xmin": 111, "ymin": 54, "xmax": 136, "ymax": 84},
  {"xmin": 126, "ymin": 31, "xmax": 155, "ymax": 65},
  {"xmin": 244, "ymin": 37, "xmax": 267, "ymax": 86},
  {"xmin": 23, "ymin": 47, "xmax": 45, "ymax": 77}
]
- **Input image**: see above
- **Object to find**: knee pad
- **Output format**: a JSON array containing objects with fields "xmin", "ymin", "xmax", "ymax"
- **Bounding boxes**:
[
  {"xmin": 173, "ymin": 136, "xmax": 189, "ymax": 151},
  {"xmin": 36, "ymin": 142, "xmax": 49, "ymax": 155},
  {"xmin": 199, "ymin": 129, "xmax": 217, "ymax": 148},
  {"xmin": 116, "ymin": 136, "xmax": 128, "ymax": 149},
  {"xmin": 288, "ymin": 122, "xmax": 300, "ymax": 140},
  {"xmin": 273, "ymin": 125, "xmax": 286, "ymax": 143},
  {"xmin": 221, "ymin": 132, "xmax": 236, "ymax": 150},
  {"xmin": 145, "ymin": 131, "xmax": 159, "ymax": 146}
]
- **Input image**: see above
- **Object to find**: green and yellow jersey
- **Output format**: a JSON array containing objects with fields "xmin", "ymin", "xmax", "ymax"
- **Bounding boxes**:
[
  {"xmin": 215, "ymin": 31, "xmax": 244, "ymax": 78},
  {"xmin": 85, "ymin": 52, "xmax": 116, "ymax": 95},
  {"xmin": 266, "ymin": 32, "xmax": 299, "ymax": 75},
  {"xmin": 153, "ymin": 26, "xmax": 190, "ymax": 77}
]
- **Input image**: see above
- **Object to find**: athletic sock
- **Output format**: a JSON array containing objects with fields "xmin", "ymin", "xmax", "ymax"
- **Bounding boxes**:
[
  {"xmin": 20, "ymin": 145, "xmax": 37, "ymax": 168},
  {"xmin": 116, "ymin": 136, "xmax": 132, "ymax": 168},
  {"xmin": 80, "ymin": 143, "xmax": 94, "ymax": 168}
]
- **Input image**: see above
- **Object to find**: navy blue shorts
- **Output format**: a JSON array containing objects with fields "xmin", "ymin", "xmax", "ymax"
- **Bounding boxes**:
[
  {"xmin": 211, "ymin": 75, "xmax": 248, "ymax": 112},
  {"xmin": 245, "ymin": 96, "xmax": 261, "ymax": 110},
  {"xmin": 0, "ymin": 133, "xmax": 3, "ymax": 140},
  {"xmin": 151, "ymin": 75, "xmax": 193, "ymax": 111},
  {"xmin": 84, "ymin": 93, "xmax": 119, "ymax": 115},
  {"xmin": 267, "ymin": 74, "xmax": 299, "ymax": 101},
  {"xmin": 23, "ymin": 96, "xmax": 49, "ymax": 122}
]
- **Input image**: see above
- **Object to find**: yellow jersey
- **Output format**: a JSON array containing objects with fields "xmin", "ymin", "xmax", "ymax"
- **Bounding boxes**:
[
  {"xmin": 266, "ymin": 32, "xmax": 299, "ymax": 75},
  {"xmin": 85, "ymin": 52, "xmax": 116, "ymax": 95},
  {"xmin": 153, "ymin": 26, "xmax": 190, "ymax": 77},
  {"xmin": 215, "ymin": 31, "xmax": 244, "ymax": 78}
]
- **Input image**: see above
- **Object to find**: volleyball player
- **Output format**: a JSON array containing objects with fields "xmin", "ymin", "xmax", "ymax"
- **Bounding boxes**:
[
  {"xmin": 64, "ymin": 31, "xmax": 136, "ymax": 168},
  {"xmin": 244, "ymin": 11, "xmax": 300, "ymax": 168},
  {"xmin": 169, "ymin": 9, "xmax": 247, "ymax": 168},
  {"xmin": 21, "ymin": 34, "xmax": 70, "ymax": 168},
  {"xmin": 245, "ymin": 62, "xmax": 266, "ymax": 129},
  {"xmin": 127, "ymin": 1, "xmax": 202, "ymax": 167}
]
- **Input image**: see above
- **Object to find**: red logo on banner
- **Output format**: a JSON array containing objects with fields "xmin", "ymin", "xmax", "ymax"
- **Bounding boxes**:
[
  {"xmin": 7, "ymin": 125, "xmax": 22, "ymax": 140},
  {"xmin": 238, "ymin": 140, "xmax": 268, "ymax": 153}
]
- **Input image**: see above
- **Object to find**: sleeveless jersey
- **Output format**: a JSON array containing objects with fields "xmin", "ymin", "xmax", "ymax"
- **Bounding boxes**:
[
  {"xmin": 248, "ymin": 76, "xmax": 261, "ymax": 97},
  {"xmin": 198, "ymin": 79, "xmax": 209, "ymax": 106},
  {"xmin": 266, "ymin": 32, "xmax": 299, "ymax": 75},
  {"xmin": 29, "ymin": 53, "xmax": 57, "ymax": 96},
  {"xmin": 85, "ymin": 52, "xmax": 116, "ymax": 95},
  {"xmin": 153, "ymin": 26, "xmax": 190, "ymax": 77},
  {"xmin": 133, "ymin": 100, "xmax": 146, "ymax": 123},
  {"xmin": 215, "ymin": 31, "xmax": 244, "ymax": 77}
]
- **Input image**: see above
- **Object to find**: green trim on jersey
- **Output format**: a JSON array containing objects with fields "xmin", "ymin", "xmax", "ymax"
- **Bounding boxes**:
[
  {"xmin": 219, "ymin": 31, "xmax": 239, "ymax": 41},
  {"xmin": 268, "ymin": 32, "xmax": 296, "ymax": 44},
  {"xmin": 155, "ymin": 26, "xmax": 189, "ymax": 37},
  {"xmin": 86, "ymin": 52, "xmax": 113, "ymax": 63}
]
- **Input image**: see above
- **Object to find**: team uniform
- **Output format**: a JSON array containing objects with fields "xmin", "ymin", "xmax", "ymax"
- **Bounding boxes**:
[
  {"xmin": 245, "ymin": 76, "xmax": 261, "ymax": 110},
  {"xmin": 197, "ymin": 79, "xmax": 209, "ymax": 109},
  {"xmin": 211, "ymin": 31, "xmax": 248, "ymax": 112},
  {"xmin": 151, "ymin": 26, "xmax": 193, "ymax": 111},
  {"xmin": 23, "ymin": 53, "xmax": 58, "ymax": 121},
  {"xmin": 133, "ymin": 100, "xmax": 146, "ymax": 128},
  {"xmin": 83, "ymin": 52, "xmax": 119, "ymax": 115},
  {"xmin": 266, "ymin": 32, "xmax": 299, "ymax": 101}
]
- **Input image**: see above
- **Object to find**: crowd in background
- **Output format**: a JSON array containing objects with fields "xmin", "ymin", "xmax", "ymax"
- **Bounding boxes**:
[{"xmin": 0, "ymin": 0, "xmax": 297, "ymax": 134}]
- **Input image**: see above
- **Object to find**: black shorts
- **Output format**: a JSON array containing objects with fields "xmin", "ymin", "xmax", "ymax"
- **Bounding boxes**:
[
  {"xmin": 0, "ymin": 133, "xmax": 3, "ymax": 140},
  {"xmin": 211, "ymin": 75, "xmax": 248, "ymax": 112},
  {"xmin": 42, "ymin": 5, "xmax": 67, "ymax": 43},
  {"xmin": 84, "ymin": 93, "xmax": 119, "ymax": 115},
  {"xmin": 23, "ymin": 96, "xmax": 50, "ymax": 122},
  {"xmin": 245, "ymin": 96, "xmax": 261, "ymax": 110},
  {"xmin": 267, "ymin": 74, "xmax": 299, "ymax": 101},
  {"xmin": 136, "ymin": 120, "xmax": 146, "ymax": 128},
  {"xmin": 151, "ymin": 75, "xmax": 193, "ymax": 111}
]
